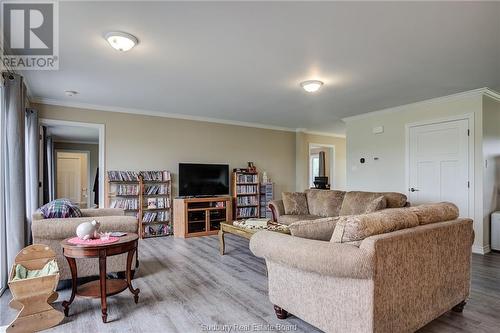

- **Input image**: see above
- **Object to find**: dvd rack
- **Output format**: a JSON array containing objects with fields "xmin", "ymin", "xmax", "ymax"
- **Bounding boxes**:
[
  {"xmin": 232, "ymin": 171, "xmax": 260, "ymax": 219},
  {"xmin": 106, "ymin": 170, "xmax": 172, "ymax": 239}
]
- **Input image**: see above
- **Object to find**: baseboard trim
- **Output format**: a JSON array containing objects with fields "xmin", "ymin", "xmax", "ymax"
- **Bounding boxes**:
[{"xmin": 472, "ymin": 244, "xmax": 491, "ymax": 255}]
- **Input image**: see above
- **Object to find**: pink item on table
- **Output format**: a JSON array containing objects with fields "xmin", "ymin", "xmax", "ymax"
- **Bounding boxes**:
[{"xmin": 67, "ymin": 236, "xmax": 120, "ymax": 245}]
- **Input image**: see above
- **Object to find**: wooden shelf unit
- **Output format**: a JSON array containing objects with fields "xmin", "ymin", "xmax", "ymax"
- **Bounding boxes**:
[
  {"xmin": 106, "ymin": 170, "xmax": 172, "ymax": 239},
  {"xmin": 232, "ymin": 171, "xmax": 260, "ymax": 220},
  {"xmin": 173, "ymin": 196, "xmax": 232, "ymax": 238},
  {"xmin": 260, "ymin": 182, "xmax": 274, "ymax": 219}
]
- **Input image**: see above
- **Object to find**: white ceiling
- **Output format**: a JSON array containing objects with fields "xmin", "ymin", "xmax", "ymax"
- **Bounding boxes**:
[
  {"xmin": 47, "ymin": 125, "xmax": 99, "ymax": 144},
  {"xmin": 26, "ymin": 1, "xmax": 500, "ymax": 135}
]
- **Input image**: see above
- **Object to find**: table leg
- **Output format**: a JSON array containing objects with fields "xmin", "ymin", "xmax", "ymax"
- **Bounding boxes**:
[
  {"xmin": 99, "ymin": 250, "xmax": 107, "ymax": 323},
  {"xmin": 62, "ymin": 256, "xmax": 77, "ymax": 317},
  {"xmin": 218, "ymin": 228, "xmax": 225, "ymax": 255},
  {"xmin": 126, "ymin": 247, "xmax": 140, "ymax": 304}
]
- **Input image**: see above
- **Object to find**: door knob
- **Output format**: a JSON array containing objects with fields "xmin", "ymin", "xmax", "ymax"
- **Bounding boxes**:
[{"xmin": 409, "ymin": 187, "xmax": 419, "ymax": 192}]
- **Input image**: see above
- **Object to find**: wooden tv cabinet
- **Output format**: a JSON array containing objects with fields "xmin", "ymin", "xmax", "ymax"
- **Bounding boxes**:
[{"xmin": 173, "ymin": 196, "xmax": 232, "ymax": 238}]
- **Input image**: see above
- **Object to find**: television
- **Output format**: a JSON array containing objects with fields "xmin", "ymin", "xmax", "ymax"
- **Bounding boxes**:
[{"xmin": 178, "ymin": 163, "xmax": 229, "ymax": 197}]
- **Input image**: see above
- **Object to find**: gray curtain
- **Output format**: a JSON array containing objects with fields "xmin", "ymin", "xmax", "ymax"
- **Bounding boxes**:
[
  {"xmin": 25, "ymin": 109, "xmax": 39, "ymax": 243},
  {"xmin": 0, "ymin": 72, "xmax": 27, "ymax": 293},
  {"xmin": 46, "ymin": 136, "xmax": 55, "ymax": 202}
]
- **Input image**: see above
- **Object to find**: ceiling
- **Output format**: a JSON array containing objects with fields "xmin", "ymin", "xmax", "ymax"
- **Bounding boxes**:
[
  {"xmin": 47, "ymin": 125, "xmax": 99, "ymax": 144},
  {"xmin": 25, "ymin": 1, "xmax": 500, "ymax": 135}
]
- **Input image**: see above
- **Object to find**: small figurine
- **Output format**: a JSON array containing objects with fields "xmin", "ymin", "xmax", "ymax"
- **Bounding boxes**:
[
  {"xmin": 262, "ymin": 171, "xmax": 269, "ymax": 183},
  {"xmin": 247, "ymin": 162, "xmax": 256, "ymax": 172},
  {"xmin": 76, "ymin": 220, "xmax": 101, "ymax": 240}
]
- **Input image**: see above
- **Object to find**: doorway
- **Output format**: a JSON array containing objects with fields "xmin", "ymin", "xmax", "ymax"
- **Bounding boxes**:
[
  {"xmin": 39, "ymin": 119, "xmax": 105, "ymax": 208},
  {"xmin": 407, "ymin": 117, "xmax": 471, "ymax": 217},
  {"xmin": 308, "ymin": 143, "xmax": 335, "ymax": 189},
  {"xmin": 56, "ymin": 151, "xmax": 91, "ymax": 208}
]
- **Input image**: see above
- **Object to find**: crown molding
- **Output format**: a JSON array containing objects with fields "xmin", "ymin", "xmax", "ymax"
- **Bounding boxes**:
[
  {"xmin": 296, "ymin": 129, "xmax": 346, "ymax": 138},
  {"xmin": 30, "ymin": 97, "xmax": 297, "ymax": 133},
  {"xmin": 342, "ymin": 87, "xmax": 499, "ymax": 123}
]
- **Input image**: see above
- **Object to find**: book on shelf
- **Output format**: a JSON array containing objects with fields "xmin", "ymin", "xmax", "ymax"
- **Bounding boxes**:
[
  {"xmin": 107, "ymin": 170, "xmax": 139, "ymax": 181},
  {"xmin": 140, "ymin": 170, "xmax": 171, "ymax": 182},
  {"xmin": 236, "ymin": 174, "xmax": 258, "ymax": 183},
  {"xmin": 144, "ymin": 184, "xmax": 169, "ymax": 195},
  {"xmin": 116, "ymin": 184, "xmax": 139, "ymax": 195},
  {"xmin": 237, "ymin": 206, "xmax": 258, "ymax": 217},
  {"xmin": 236, "ymin": 185, "xmax": 258, "ymax": 194},
  {"xmin": 110, "ymin": 198, "xmax": 139, "ymax": 210}
]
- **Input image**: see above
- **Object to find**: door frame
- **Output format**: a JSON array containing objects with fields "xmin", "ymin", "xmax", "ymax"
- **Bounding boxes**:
[
  {"xmin": 55, "ymin": 149, "xmax": 91, "ymax": 208},
  {"xmin": 39, "ymin": 118, "xmax": 105, "ymax": 208},
  {"xmin": 404, "ymin": 113, "xmax": 474, "ymax": 218},
  {"xmin": 308, "ymin": 143, "xmax": 336, "ymax": 189}
]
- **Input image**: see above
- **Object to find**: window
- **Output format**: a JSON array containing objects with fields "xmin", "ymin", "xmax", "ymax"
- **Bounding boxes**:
[{"xmin": 309, "ymin": 153, "xmax": 320, "ymax": 187}]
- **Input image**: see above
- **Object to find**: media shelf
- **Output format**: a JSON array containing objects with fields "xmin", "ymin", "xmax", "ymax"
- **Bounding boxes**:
[
  {"xmin": 232, "ymin": 171, "xmax": 260, "ymax": 220},
  {"xmin": 106, "ymin": 170, "xmax": 172, "ymax": 239},
  {"xmin": 173, "ymin": 196, "xmax": 232, "ymax": 238}
]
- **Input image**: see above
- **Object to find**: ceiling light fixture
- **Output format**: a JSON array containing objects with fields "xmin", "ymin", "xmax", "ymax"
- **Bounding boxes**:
[
  {"xmin": 300, "ymin": 80, "xmax": 324, "ymax": 93},
  {"xmin": 104, "ymin": 31, "xmax": 138, "ymax": 52},
  {"xmin": 65, "ymin": 90, "xmax": 78, "ymax": 97}
]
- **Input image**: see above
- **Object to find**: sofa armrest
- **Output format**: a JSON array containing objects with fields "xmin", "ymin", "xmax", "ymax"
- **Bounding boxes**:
[
  {"xmin": 250, "ymin": 231, "xmax": 374, "ymax": 279},
  {"xmin": 81, "ymin": 208, "xmax": 125, "ymax": 217},
  {"xmin": 32, "ymin": 215, "xmax": 138, "ymax": 240},
  {"xmin": 268, "ymin": 200, "xmax": 285, "ymax": 222}
]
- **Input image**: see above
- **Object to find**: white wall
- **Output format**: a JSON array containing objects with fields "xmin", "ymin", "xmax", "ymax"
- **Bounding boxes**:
[
  {"xmin": 345, "ymin": 91, "xmax": 487, "ymax": 252},
  {"xmin": 482, "ymin": 95, "xmax": 500, "ymax": 250}
]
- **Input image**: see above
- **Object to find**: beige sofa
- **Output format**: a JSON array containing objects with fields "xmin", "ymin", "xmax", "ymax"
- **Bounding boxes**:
[
  {"xmin": 269, "ymin": 189, "xmax": 409, "ymax": 225},
  {"xmin": 250, "ymin": 203, "xmax": 474, "ymax": 333},
  {"xmin": 32, "ymin": 208, "xmax": 138, "ymax": 280}
]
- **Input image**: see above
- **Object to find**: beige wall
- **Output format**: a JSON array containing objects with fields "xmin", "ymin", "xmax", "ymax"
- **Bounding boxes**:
[
  {"xmin": 35, "ymin": 103, "xmax": 297, "ymax": 199},
  {"xmin": 482, "ymin": 95, "xmax": 500, "ymax": 248},
  {"xmin": 344, "ymin": 93, "xmax": 489, "ymax": 252},
  {"xmin": 295, "ymin": 132, "xmax": 346, "ymax": 191},
  {"xmin": 54, "ymin": 142, "xmax": 99, "ymax": 206}
]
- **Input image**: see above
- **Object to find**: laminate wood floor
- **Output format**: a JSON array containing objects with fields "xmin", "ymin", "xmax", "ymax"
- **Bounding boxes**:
[{"xmin": 1, "ymin": 235, "xmax": 499, "ymax": 333}]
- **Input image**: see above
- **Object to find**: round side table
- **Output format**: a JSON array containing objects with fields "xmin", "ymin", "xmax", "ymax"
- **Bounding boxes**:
[{"xmin": 60, "ymin": 233, "xmax": 140, "ymax": 323}]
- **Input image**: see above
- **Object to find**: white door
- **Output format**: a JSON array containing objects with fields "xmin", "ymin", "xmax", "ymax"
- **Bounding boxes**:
[
  {"xmin": 408, "ymin": 119, "xmax": 470, "ymax": 216},
  {"xmin": 56, "ymin": 155, "xmax": 82, "ymax": 205}
]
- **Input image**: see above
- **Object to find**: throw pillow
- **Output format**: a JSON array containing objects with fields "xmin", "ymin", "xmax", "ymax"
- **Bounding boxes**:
[
  {"xmin": 305, "ymin": 189, "xmax": 346, "ymax": 217},
  {"xmin": 289, "ymin": 217, "xmax": 340, "ymax": 241},
  {"xmin": 40, "ymin": 199, "xmax": 82, "ymax": 219},
  {"xmin": 282, "ymin": 192, "xmax": 309, "ymax": 215},
  {"xmin": 409, "ymin": 202, "xmax": 459, "ymax": 225},
  {"xmin": 364, "ymin": 196, "xmax": 387, "ymax": 214},
  {"xmin": 330, "ymin": 208, "xmax": 419, "ymax": 243}
]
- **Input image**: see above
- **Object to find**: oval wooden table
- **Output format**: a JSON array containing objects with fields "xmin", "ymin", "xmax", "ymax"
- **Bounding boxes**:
[{"xmin": 60, "ymin": 233, "xmax": 140, "ymax": 323}]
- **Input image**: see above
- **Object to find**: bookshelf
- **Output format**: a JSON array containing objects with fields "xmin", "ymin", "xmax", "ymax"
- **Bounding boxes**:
[
  {"xmin": 232, "ymin": 171, "xmax": 260, "ymax": 220},
  {"xmin": 260, "ymin": 182, "xmax": 274, "ymax": 219},
  {"xmin": 106, "ymin": 170, "xmax": 172, "ymax": 239}
]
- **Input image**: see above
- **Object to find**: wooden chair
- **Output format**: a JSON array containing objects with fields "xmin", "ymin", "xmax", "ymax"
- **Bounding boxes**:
[{"xmin": 7, "ymin": 244, "xmax": 64, "ymax": 333}]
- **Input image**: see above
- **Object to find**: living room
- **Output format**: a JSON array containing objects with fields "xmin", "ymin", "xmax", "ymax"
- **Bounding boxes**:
[{"xmin": 1, "ymin": 1, "xmax": 499, "ymax": 333}]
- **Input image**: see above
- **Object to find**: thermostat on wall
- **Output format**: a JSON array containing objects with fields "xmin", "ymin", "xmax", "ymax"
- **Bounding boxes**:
[{"xmin": 372, "ymin": 126, "xmax": 384, "ymax": 134}]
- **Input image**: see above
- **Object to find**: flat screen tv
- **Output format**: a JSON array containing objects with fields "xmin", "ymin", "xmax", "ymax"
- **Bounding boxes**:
[{"xmin": 178, "ymin": 163, "xmax": 229, "ymax": 197}]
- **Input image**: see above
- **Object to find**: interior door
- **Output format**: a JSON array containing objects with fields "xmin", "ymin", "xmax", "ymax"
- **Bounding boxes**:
[
  {"xmin": 408, "ymin": 119, "xmax": 470, "ymax": 217},
  {"xmin": 56, "ymin": 154, "xmax": 82, "ymax": 205}
]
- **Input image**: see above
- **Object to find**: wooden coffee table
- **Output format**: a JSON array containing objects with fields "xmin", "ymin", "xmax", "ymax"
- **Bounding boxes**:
[
  {"xmin": 218, "ymin": 221, "xmax": 290, "ymax": 255},
  {"xmin": 60, "ymin": 233, "xmax": 140, "ymax": 323}
]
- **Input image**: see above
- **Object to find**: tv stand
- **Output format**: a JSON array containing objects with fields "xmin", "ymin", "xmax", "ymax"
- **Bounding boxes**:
[{"xmin": 173, "ymin": 196, "xmax": 232, "ymax": 238}]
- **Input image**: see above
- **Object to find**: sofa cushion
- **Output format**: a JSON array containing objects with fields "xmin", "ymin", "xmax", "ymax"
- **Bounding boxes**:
[
  {"xmin": 305, "ymin": 189, "xmax": 346, "ymax": 217},
  {"xmin": 31, "ymin": 216, "xmax": 138, "ymax": 240},
  {"xmin": 278, "ymin": 214, "xmax": 320, "ymax": 226},
  {"xmin": 364, "ymin": 196, "xmax": 387, "ymax": 214},
  {"xmin": 289, "ymin": 217, "xmax": 340, "ymax": 241},
  {"xmin": 409, "ymin": 202, "xmax": 459, "ymax": 225},
  {"xmin": 339, "ymin": 191, "xmax": 406, "ymax": 216},
  {"xmin": 40, "ymin": 199, "xmax": 82, "ymax": 219},
  {"xmin": 282, "ymin": 192, "xmax": 309, "ymax": 215},
  {"xmin": 331, "ymin": 208, "xmax": 419, "ymax": 243}
]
